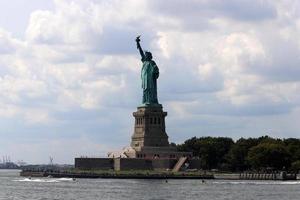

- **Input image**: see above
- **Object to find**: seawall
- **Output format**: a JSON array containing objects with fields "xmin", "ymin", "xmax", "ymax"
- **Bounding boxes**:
[
  {"xmin": 20, "ymin": 170, "xmax": 298, "ymax": 180},
  {"xmin": 20, "ymin": 170, "xmax": 214, "ymax": 179}
]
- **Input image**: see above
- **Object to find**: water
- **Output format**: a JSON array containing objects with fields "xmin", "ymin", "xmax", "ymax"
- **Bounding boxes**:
[{"xmin": 1, "ymin": 170, "xmax": 300, "ymax": 200}]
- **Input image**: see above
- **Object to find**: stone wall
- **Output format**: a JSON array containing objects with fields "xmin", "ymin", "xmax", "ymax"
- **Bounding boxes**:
[
  {"xmin": 75, "ymin": 157, "xmax": 202, "ymax": 171},
  {"xmin": 75, "ymin": 158, "xmax": 113, "ymax": 170},
  {"xmin": 114, "ymin": 158, "xmax": 153, "ymax": 171},
  {"xmin": 152, "ymin": 159, "xmax": 177, "ymax": 170}
]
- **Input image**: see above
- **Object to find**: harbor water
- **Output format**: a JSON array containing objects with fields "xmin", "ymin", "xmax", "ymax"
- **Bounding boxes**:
[{"xmin": 1, "ymin": 170, "xmax": 300, "ymax": 200}]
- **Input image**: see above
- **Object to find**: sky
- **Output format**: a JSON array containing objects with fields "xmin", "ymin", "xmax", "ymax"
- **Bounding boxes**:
[{"xmin": 0, "ymin": 0, "xmax": 300, "ymax": 164}]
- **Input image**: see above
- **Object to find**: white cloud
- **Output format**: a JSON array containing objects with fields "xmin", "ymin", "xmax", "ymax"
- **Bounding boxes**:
[
  {"xmin": 1, "ymin": 0, "xmax": 300, "ymax": 163},
  {"xmin": 0, "ymin": 29, "xmax": 19, "ymax": 54}
]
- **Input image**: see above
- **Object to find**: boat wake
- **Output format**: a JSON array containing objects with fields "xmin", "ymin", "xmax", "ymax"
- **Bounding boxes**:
[
  {"xmin": 13, "ymin": 177, "xmax": 75, "ymax": 183},
  {"xmin": 213, "ymin": 181, "xmax": 300, "ymax": 185}
]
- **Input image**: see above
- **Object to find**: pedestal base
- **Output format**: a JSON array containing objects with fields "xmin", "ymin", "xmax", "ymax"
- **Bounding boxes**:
[
  {"xmin": 134, "ymin": 146, "xmax": 192, "ymax": 159},
  {"xmin": 131, "ymin": 105, "xmax": 169, "ymax": 148},
  {"xmin": 130, "ymin": 105, "xmax": 192, "ymax": 159}
]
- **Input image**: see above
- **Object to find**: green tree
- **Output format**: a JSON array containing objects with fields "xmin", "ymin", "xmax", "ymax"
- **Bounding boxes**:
[
  {"xmin": 257, "ymin": 135, "xmax": 283, "ymax": 145},
  {"xmin": 225, "ymin": 137, "xmax": 260, "ymax": 171},
  {"xmin": 291, "ymin": 160, "xmax": 300, "ymax": 172},
  {"xmin": 178, "ymin": 135, "xmax": 297, "ymax": 171},
  {"xmin": 177, "ymin": 137, "xmax": 233, "ymax": 169},
  {"xmin": 247, "ymin": 143, "xmax": 291, "ymax": 170},
  {"xmin": 284, "ymin": 138, "xmax": 300, "ymax": 162},
  {"xmin": 177, "ymin": 137, "xmax": 201, "ymax": 156}
]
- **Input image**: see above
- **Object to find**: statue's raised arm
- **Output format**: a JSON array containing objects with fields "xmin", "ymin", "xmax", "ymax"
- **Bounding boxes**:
[
  {"xmin": 136, "ymin": 35, "xmax": 145, "ymax": 60},
  {"xmin": 135, "ymin": 35, "xmax": 159, "ymax": 106}
]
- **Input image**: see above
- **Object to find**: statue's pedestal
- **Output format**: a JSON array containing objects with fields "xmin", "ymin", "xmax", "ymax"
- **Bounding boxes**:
[
  {"xmin": 131, "ymin": 105, "xmax": 168, "ymax": 148},
  {"xmin": 129, "ymin": 105, "xmax": 191, "ymax": 159},
  {"xmin": 76, "ymin": 104, "xmax": 194, "ymax": 171}
]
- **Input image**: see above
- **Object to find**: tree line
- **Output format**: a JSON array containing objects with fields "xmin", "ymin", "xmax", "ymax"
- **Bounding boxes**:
[{"xmin": 176, "ymin": 136, "xmax": 300, "ymax": 172}]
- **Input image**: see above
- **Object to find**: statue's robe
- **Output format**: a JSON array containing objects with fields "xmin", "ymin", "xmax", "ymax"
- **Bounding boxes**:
[{"xmin": 141, "ymin": 58, "xmax": 159, "ymax": 105}]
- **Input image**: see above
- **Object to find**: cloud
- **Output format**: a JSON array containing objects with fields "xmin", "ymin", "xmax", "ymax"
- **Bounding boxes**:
[
  {"xmin": 0, "ymin": 29, "xmax": 20, "ymax": 54},
  {"xmin": 148, "ymin": 0, "xmax": 277, "ymax": 32},
  {"xmin": 212, "ymin": 0, "xmax": 277, "ymax": 21},
  {"xmin": 0, "ymin": 136, "xmax": 110, "ymax": 164},
  {"xmin": 1, "ymin": 0, "xmax": 300, "ymax": 163}
]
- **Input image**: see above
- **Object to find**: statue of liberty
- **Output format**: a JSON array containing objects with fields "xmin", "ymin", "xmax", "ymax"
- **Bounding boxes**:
[{"xmin": 135, "ymin": 36, "xmax": 160, "ymax": 106}]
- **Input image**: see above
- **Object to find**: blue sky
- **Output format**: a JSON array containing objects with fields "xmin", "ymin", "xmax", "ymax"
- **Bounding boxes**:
[{"xmin": 0, "ymin": 0, "xmax": 300, "ymax": 164}]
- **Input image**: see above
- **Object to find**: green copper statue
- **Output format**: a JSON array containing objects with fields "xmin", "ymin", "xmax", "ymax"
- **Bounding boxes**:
[{"xmin": 136, "ymin": 36, "xmax": 160, "ymax": 106}]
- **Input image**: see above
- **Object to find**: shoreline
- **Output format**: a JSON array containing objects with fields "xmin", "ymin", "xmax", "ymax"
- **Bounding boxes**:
[
  {"xmin": 20, "ymin": 170, "xmax": 299, "ymax": 180},
  {"xmin": 20, "ymin": 170, "xmax": 214, "ymax": 179}
]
